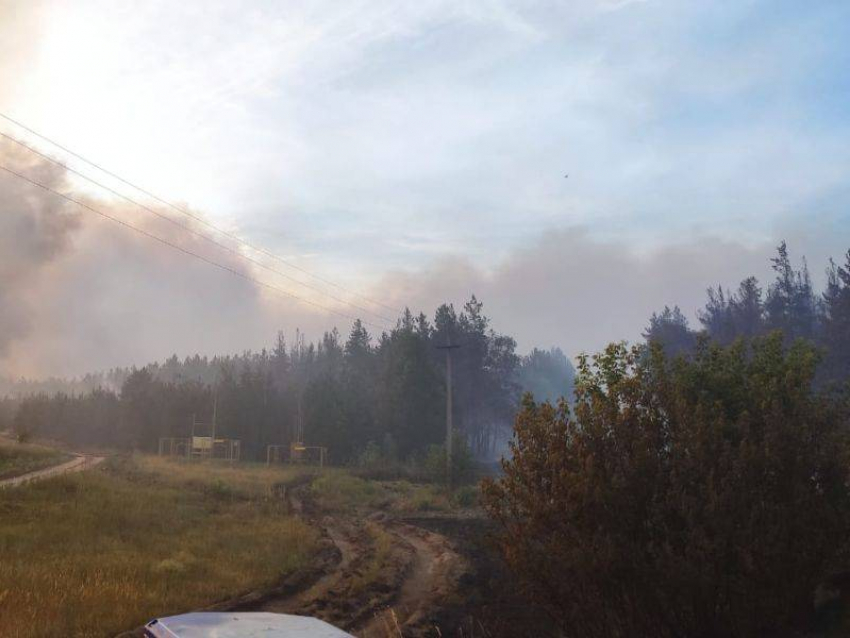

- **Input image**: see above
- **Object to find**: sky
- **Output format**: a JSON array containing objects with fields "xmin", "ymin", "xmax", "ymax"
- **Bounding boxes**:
[{"xmin": 0, "ymin": 0, "xmax": 849, "ymax": 378}]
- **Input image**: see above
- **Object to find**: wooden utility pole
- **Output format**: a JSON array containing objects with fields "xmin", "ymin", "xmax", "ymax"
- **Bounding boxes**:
[
  {"xmin": 436, "ymin": 342, "xmax": 461, "ymax": 486},
  {"xmin": 211, "ymin": 394, "xmax": 217, "ymax": 459},
  {"xmin": 297, "ymin": 392, "xmax": 303, "ymax": 443}
]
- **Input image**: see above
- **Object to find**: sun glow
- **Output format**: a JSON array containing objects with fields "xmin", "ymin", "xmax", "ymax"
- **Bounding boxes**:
[{"xmin": 7, "ymin": 3, "xmax": 237, "ymax": 218}]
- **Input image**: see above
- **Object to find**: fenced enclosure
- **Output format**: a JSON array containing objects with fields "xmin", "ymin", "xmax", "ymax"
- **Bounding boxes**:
[
  {"xmin": 266, "ymin": 442, "xmax": 327, "ymax": 467},
  {"xmin": 158, "ymin": 436, "xmax": 241, "ymax": 462}
]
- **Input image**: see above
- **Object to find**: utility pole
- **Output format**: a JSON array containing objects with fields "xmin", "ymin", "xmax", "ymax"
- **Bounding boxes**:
[
  {"xmin": 211, "ymin": 393, "xmax": 217, "ymax": 460},
  {"xmin": 297, "ymin": 392, "xmax": 303, "ymax": 442},
  {"xmin": 294, "ymin": 328, "xmax": 304, "ymax": 444},
  {"xmin": 191, "ymin": 412, "xmax": 196, "ymax": 460},
  {"xmin": 436, "ymin": 342, "xmax": 461, "ymax": 486}
]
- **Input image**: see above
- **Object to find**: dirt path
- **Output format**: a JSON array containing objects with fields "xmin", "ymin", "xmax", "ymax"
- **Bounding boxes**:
[
  {"xmin": 355, "ymin": 520, "xmax": 466, "ymax": 638},
  {"xmin": 259, "ymin": 517, "xmax": 359, "ymax": 616},
  {"xmin": 229, "ymin": 484, "xmax": 467, "ymax": 638},
  {"xmin": 0, "ymin": 454, "xmax": 105, "ymax": 489}
]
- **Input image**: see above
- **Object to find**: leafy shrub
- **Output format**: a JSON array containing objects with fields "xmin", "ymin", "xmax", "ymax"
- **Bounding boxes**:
[
  {"xmin": 357, "ymin": 441, "xmax": 384, "ymax": 468},
  {"xmin": 424, "ymin": 433, "xmax": 475, "ymax": 485},
  {"xmin": 482, "ymin": 334, "xmax": 850, "ymax": 638},
  {"xmin": 353, "ymin": 439, "xmax": 407, "ymax": 481},
  {"xmin": 451, "ymin": 484, "xmax": 479, "ymax": 508}
]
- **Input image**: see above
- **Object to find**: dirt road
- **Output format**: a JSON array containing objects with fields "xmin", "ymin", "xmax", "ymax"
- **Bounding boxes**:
[
  {"xmin": 219, "ymin": 483, "xmax": 469, "ymax": 638},
  {"xmin": 355, "ymin": 519, "xmax": 466, "ymax": 637},
  {"xmin": 114, "ymin": 474, "xmax": 549, "ymax": 638},
  {"xmin": 0, "ymin": 453, "xmax": 105, "ymax": 489}
]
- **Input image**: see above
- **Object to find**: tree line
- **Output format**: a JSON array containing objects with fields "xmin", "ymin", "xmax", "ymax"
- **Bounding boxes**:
[
  {"xmin": 3, "ymin": 297, "xmax": 575, "ymax": 463},
  {"xmin": 483, "ymin": 241, "xmax": 850, "ymax": 637},
  {"xmin": 485, "ymin": 333, "xmax": 850, "ymax": 637},
  {"xmin": 644, "ymin": 242, "xmax": 850, "ymax": 386}
]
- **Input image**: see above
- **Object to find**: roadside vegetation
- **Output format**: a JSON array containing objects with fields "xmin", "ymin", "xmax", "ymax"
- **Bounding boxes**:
[
  {"xmin": 484, "ymin": 334, "xmax": 850, "ymax": 637},
  {"xmin": 0, "ymin": 455, "xmax": 318, "ymax": 638},
  {"xmin": 0, "ymin": 438, "xmax": 68, "ymax": 481},
  {"xmin": 310, "ymin": 469, "xmax": 471, "ymax": 514},
  {"xmin": 133, "ymin": 454, "xmax": 315, "ymax": 500}
]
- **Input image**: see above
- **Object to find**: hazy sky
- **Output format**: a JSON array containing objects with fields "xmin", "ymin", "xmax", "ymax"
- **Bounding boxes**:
[{"xmin": 1, "ymin": 0, "xmax": 848, "ymax": 377}]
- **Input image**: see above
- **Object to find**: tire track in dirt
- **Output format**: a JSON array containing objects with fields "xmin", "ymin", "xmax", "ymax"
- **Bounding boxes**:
[
  {"xmin": 233, "ymin": 482, "xmax": 468, "ymax": 637},
  {"xmin": 354, "ymin": 520, "xmax": 467, "ymax": 638},
  {"xmin": 259, "ymin": 517, "xmax": 359, "ymax": 616}
]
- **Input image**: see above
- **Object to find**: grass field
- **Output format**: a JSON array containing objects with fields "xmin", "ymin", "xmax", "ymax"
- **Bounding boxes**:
[
  {"xmin": 133, "ymin": 454, "xmax": 317, "ymax": 498},
  {"xmin": 0, "ymin": 439, "xmax": 69, "ymax": 481},
  {"xmin": 310, "ymin": 470, "xmax": 478, "ymax": 513},
  {"xmin": 0, "ymin": 455, "xmax": 319, "ymax": 638}
]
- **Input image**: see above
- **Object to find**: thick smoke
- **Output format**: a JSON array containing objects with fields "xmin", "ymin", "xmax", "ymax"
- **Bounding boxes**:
[
  {"xmin": 374, "ymin": 227, "xmax": 844, "ymax": 360},
  {"xmin": 0, "ymin": 140, "xmax": 339, "ymax": 378},
  {"xmin": 2, "ymin": 137, "xmax": 843, "ymax": 379},
  {"xmin": 0, "ymin": 139, "xmax": 80, "ymax": 356}
]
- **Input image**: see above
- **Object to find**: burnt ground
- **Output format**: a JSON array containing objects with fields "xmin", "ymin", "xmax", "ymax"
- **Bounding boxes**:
[{"xmin": 404, "ymin": 515, "xmax": 559, "ymax": 638}]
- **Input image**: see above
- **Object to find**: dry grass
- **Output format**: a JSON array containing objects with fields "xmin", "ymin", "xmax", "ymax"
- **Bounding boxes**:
[
  {"xmin": 0, "ymin": 438, "xmax": 68, "ymax": 481},
  {"xmin": 134, "ymin": 454, "xmax": 316, "ymax": 499},
  {"xmin": 310, "ymin": 472, "xmax": 462, "ymax": 514},
  {"xmin": 350, "ymin": 522, "xmax": 396, "ymax": 595},
  {"xmin": 310, "ymin": 470, "xmax": 388, "ymax": 510},
  {"xmin": 391, "ymin": 482, "xmax": 450, "ymax": 513},
  {"xmin": 0, "ymin": 455, "xmax": 319, "ymax": 638}
]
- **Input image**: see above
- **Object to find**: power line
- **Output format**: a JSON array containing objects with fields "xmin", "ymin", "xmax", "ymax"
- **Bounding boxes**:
[
  {"xmin": 0, "ymin": 111, "xmax": 404, "ymax": 316},
  {"xmin": 0, "ymin": 163, "xmax": 390, "ymax": 331},
  {"xmin": 0, "ymin": 130, "xmax": 395, "ymax": 324}
]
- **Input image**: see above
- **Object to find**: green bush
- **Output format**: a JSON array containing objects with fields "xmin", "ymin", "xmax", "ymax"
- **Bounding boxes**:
[
  {"xmin": 483, "ymin": 334, "xmax": 850, "ymax": 637},
  {"xmin": 310, "ymin": 472, "xmax": 383, "ymax": 509},
  {"xmin": 356, "ymin": 441, "xmax": 384, "ymax": 468},
  {"xmin": 424, "ymin": 433, "xmax": 475, "ymax": 485},
  {"xmin": 451, "ymin": 485, "xmax": 479, "ymax": 508}
]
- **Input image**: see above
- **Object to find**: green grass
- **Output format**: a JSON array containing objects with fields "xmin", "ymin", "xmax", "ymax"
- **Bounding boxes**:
[
  {"xmin": 0, "ymin": 439, "xmax": 68, "ymax": 481},
  {"xmin": 0, "ymin": 455, "xmax": 319, "ymax": 638},
  {"xmin": 310, "ymin": 471, "xmax": 476, "ymax": 514},
  {"xmin": 134, "ymin": 454, "xmax": 316, "ymax": 499},
  {"xmin": 310, "ymin": 470, "xmax": 388, "ymax": 510}
]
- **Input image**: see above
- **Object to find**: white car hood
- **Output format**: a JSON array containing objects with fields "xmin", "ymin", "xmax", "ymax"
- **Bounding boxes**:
[{"xmin": 144, "ymin": 612, "xmax": 353, "ymax": 638}]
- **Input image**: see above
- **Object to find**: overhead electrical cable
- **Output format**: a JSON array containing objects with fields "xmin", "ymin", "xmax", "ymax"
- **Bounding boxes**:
[
  {"xmin": 0, "ymin": 130, "xmax": 395, "ymax": 324},
  {"xmin": 0, "ymin": 163, "xmax": 389, "ymax": 331},
  {"xmin": 0, "ymin": 111, "xmax": 403, "ymax": 316}
]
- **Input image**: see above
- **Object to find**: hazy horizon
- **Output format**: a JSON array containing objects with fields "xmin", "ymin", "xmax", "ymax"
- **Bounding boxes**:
[{"xmin": 2, "ymin": 0, "xmax": 848, "ymax": 378}]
